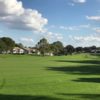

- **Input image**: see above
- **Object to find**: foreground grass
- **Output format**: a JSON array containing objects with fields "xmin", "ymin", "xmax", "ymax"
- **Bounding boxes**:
[{"xmin": 0, "ymin": 54, "xmax": 100, "ymax": 100}]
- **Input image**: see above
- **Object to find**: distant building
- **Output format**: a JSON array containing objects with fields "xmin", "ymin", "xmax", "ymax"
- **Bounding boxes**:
[
  {"xmin": 37, "ymin": 51, "xmax": 41, "ymax": 55},
  {"xmin": 24, "ymin": 47, "xmax": 37, "ymax": 54},
  {"xmin": 13, "ymin": 47, "xmax": 25, "ymax": 54},
  {"xmin": 90, "ymin": 50, "xmax": 100, "ymax": 53},
  {"xmin": 44, "ymin": 52, "xmax": 54, "ymax": 56},
  {"xmin": 12, "ymin": 47, "xmax": 54, "ymax": 56}
]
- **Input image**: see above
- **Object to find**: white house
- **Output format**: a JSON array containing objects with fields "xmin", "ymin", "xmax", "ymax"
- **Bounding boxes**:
[
  {"xmin": 44, "ymin": 52, "xmax": 54, "ymax": 56},
  {"xmin": 37, "ymin": 51, "xmax": 41, "ymax": 55},
  {"xmin": 13, "ymin": 47, "xmax": 25, "ymax": 54},
  {"xmin": 24, "ymin": 47, "xmax": 37, "ymax": 54}
]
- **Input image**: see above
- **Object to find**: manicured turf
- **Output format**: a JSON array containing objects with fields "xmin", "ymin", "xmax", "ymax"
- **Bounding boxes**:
[{"xmin": 0, "ymin": 54, "xmax": 100, "ymax": 100}]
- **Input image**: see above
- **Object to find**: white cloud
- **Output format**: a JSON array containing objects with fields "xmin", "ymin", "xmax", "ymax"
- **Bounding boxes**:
[
  {"xmin": 20, "ymin": 37, "xmax": 34, "ymax": 46},
  {"xmin": 32, "ymin": 29, "xmax": 64, "ymax": 44},
  {"xmin": 96, "ymin": 30, "xmax": 100, "ymax": 33},
  {"xmin": 45, "ymin": 31, "xmax": 63, "ymax": 42},
  {"xmin": 95, "ymin": 29, "xmax": 100, "ymax": 33},
  {"xmin": 93, "ymin": 27, "xmax": 100, "ymax": 33},
  {"xmin": 0, "ymin": 0, "xmax": 48, "ymax": 32},
  {"xmin": 70, "ymin": 33, "xmax": 100, "ymax": 47},
  {"xmin": 60, "ymin": 26, "xmax": 79, "ymax": 31},
  {"xmin": 68, "ymin": 0, "xmax": 86, "ymax": 6},
  {"xmin": 20, "ymin": 37, "xmax": 34, "ymax": 42},
  {"xmin": 55, "ymin": 33, "xmax": 63, "ymax": 40},
  {"xmin": 73, "ymin": 0, "xmax": 86, "ymax": 3},
  {"xmin": 0, "ymin": 0, "xmax": 24, "ymax": 16},
  {"xmin": 73, "ymin": 35, "xmax": 100, "ymax": 42},
  {"xmin": 86, "ymin": 16, "xmax": 100, "ymax": 21},
  {"xmin": 59, "ymin": 24, "xmax": 90, "ymax": 31},
  {"xmin": 79, "ymin": 24, "xmax": 90, "ymax": 28}
]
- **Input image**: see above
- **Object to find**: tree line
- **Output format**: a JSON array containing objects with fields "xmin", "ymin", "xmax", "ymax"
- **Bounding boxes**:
[
  {"xmin": 0, "ymin": 37, "xmax": 24, "ymax": 53},
  {"xmin": 36, "ymin": 38, "xmax": 100, "ymax": 56},
  {"xmin": 0, "ymin": 37, "xmax": 100, "ymax": 55}
]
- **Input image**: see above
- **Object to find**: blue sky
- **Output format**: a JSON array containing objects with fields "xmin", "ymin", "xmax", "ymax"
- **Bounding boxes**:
[{"xmin": 0, "ymin": 0, "xmax": 100, "ymax": 47}]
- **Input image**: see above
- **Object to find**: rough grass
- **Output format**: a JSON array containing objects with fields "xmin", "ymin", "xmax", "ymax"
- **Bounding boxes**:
[{"xmin": 0, "ymin": 53, "xmax": 100, "ymax": 100}]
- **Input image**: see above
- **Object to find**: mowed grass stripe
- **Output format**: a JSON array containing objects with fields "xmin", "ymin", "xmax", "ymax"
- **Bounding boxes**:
[{"xmin": 0, "ymin": 54, "xmax": 100, "ymax": 100}]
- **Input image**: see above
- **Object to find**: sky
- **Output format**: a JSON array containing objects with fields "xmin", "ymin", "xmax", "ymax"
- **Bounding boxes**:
[{"xmin": 0, "ymin": 0, "xmax": 100, "ymax": 47}]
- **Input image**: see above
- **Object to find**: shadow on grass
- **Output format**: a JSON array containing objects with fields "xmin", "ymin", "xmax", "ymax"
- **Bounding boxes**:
[
  {"xmin": 47, "ymin": 58, "xmax": 100, "ymax": 75},
  {"xmin": 55, "ymin": 60, "xmax": 100, "ymax": 64},
  {"xmin": 73, "ymin": 78, "xmax": 100, "ymax": 83},
  {"xmin": 47, "ymin": 59, "xmax": 100, "ymax": 83},
  {"xmin": 0, "ymin": 94, "xmax": 61, "ymax": 100},
  {"xmin": 47, "ymin": 64, "xmax": 100, "ymax": 75},
  {"xmin": 58, "ymin": 93, "xmax": 100, "ymax": 100}
]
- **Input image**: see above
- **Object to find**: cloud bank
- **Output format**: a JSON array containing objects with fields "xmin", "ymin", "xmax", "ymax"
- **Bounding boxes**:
[
  {"xmin": 0, "ymin": 0, "xmax": 48, "ymax": 32},
  {"xmin": 73, "ymin": 0, "xmax": 86, "ymax": 3},
  {"xmin": 70, "ymin": 33, "xmax": 100, "ymax": 47},
  {"xmin": 86, "ymin": 16, "xmax": 100, "ymax": 21}
]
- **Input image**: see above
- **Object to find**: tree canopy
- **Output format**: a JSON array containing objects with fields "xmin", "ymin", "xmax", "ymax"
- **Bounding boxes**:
[
  {"xmin": 0, "ymin": 37, "xmax": 99, "ymax": 55},
  {"xmin": 36, "ymin": 38, "xmax": 50, "ymax": 56},
  {"xmin": 51, "ymin": 41, "xmax": 64, "ymax": 55},
  {"xmin": 0, "ymin": 37, "xmax": 15, "ymax": 53},
  {"xmin": 64, "ymin": 45, "xmax": 75, "ymax": 55}
]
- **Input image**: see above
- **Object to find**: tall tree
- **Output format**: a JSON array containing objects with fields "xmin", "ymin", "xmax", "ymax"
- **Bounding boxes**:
[
  {"xmin": 90, "ymin": 46, "xmax": 96, "ymax": 51},
  {"xmin": 0, "ymin": 38, "xmax": 6, "ymax": 53},
  {"xmin": 51, "ymin": 41, "xmax": 64, "ymax": 55},
  {"xmin": 75, "ymin": 47, "xmax": 83, "ymax": 53},
  {"xmin": 15, "ymin": 43, "xmax": 24, "ymax": 48},
  {"xmin": 64, "ymin": 45, "xmax": 75, "ymax": 55},
  {"xmin": 1, "ymin": 37, "xmax": 15, "ymax": 53},
  {"xmin": 36, "ymin": 38, "xmax": 50, "ymax": 56},
  {"xmin": 83, "ymin": 47, "xmax": 91, "ymax": 53}
]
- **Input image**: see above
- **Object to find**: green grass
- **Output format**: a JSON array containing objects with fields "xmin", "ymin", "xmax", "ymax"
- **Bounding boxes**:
[{"xmin": 0, "ymin": 53, "xmax": 100, "ymax": 100}]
